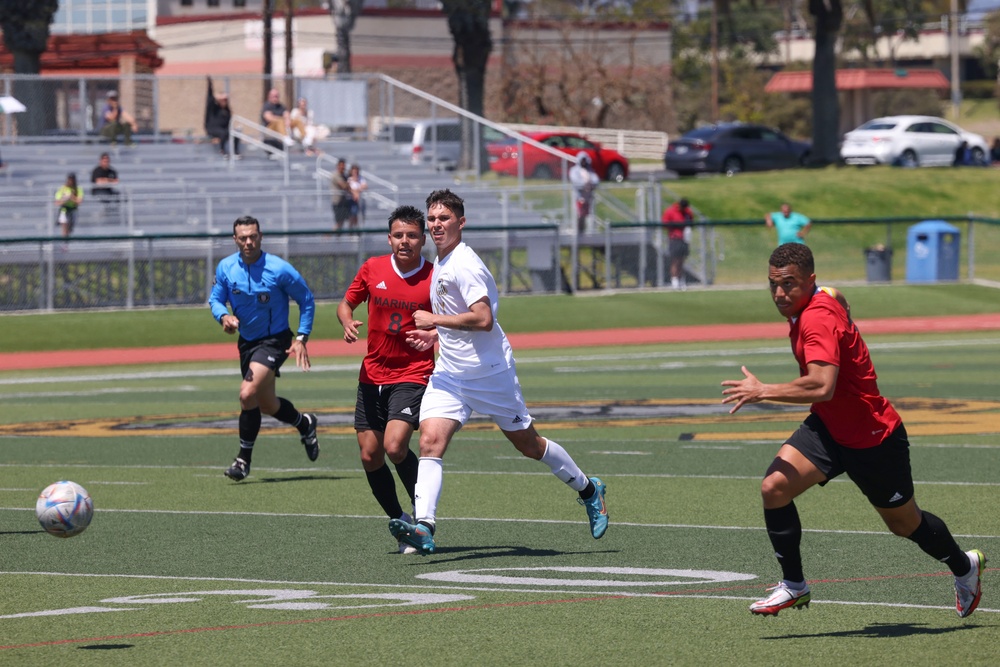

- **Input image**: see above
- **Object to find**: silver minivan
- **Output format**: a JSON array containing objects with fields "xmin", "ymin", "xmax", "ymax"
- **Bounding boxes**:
[{"xmin": 389, "ymin": 118, "xmax": 463, "ymax": 168}]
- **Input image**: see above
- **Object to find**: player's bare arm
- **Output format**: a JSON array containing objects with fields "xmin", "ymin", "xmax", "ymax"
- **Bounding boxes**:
[
  {"xmin": 336, "ymin": 299, "xmax": 364, "ymax": 343},
  {"xmin": 413, "ymin": 297, "xmax": 493, "ymax": 332},
  {"xmin": 721, "ymin": 362, "xmax": 838, "ymax": 414}
]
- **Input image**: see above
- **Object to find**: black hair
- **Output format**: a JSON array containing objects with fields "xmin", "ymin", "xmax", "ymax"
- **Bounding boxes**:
[
  {"xmin": 388, "ymin": 204, "xmax": 425, "ymax": 233},
  {"xmin": 233, "ymin": 215, "xmax": 261, "ymax": 235},
  {"xmin": 769, "ymin": 243, "xmax": 814, "ymax": 275},
  {"xmin": 425, "ymin": 188, "xmax": 464, "ymax": 218}
]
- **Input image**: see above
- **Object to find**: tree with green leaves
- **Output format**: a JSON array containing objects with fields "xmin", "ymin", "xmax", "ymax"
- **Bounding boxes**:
[
  {"xmin": 0, "ymin": 0, "xmax": 59, "ymax": 136},
  {"xmin": 0, "ymin": 0, "xmax": 58, "ymax": 74}
]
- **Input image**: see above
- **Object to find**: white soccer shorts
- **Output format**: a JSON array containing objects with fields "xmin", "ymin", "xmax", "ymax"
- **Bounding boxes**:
[{"xmin": 419, "ymin": 366, "xmax": 533, "ymax": 431}]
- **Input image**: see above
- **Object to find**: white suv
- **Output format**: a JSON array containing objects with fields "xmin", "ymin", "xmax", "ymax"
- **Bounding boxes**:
[{"xmin": 388, "ymin": 118, "xmax": 463, "ymax": 168}]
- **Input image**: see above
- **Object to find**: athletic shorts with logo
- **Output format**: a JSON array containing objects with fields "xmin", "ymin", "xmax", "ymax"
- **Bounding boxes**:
[
  {"xmin": 419, "ymin": 366, "xmax": 532, "ymax": 431},
  {"xmin": 354, "ymin": 381, "xmax": 426, "ymax": 431},
  {"xmin": 786, "ymin": 413, "xmax": 914, "ymax": 508},
  {"xmin": 238, "ymin": 330, "xmax": 292, "ymax": 380}
]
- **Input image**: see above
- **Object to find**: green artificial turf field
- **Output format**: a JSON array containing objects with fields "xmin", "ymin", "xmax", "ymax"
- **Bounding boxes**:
[{"xmin": 1, "ymin": 325, "xmax": 997, "ymax": 665}]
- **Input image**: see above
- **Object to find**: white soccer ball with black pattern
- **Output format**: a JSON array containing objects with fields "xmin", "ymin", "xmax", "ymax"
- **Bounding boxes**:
[{"xmin": 35, "ymin": 480, "xmax": 93, "ymax": 538}]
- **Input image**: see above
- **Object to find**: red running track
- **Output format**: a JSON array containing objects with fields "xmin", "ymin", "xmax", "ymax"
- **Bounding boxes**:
[{"xmin": 2, "ymin": 314, "xmax": 1000, "ymax": 371}]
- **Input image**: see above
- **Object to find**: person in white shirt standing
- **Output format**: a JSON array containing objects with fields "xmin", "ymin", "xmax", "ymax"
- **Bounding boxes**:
[
  {"xmin": 390, "ymin": 189, "xmax": 608, "ymax": 555},
  {"xmin": 568, "ymin": 153, "xmax": 599, "ymax": 233}
]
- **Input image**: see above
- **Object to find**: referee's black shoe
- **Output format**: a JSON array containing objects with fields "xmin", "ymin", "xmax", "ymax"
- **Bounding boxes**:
[
  {"xmin": 224, "ymin": 458, "xmax": 250, "ymax": 481},
  {"xmin": 300, "ymin": 413, "xmax": 320, "ymax": 461}
]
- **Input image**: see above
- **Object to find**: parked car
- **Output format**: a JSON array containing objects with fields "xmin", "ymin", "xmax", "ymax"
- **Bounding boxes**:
[
  {"xmin": 487, "ymin": 131, "xmax": 629, "ymax": 182},
  {"xmin": 840, "ymin": 115, "xmax": 988, "ymax": 167},
  {"xmin": 387, "ymin": 118, "xmax": 463, "ymax": 168},
  {"xmin": 664, "ymin": 123, "xmax": 811, "ymax": 176}
]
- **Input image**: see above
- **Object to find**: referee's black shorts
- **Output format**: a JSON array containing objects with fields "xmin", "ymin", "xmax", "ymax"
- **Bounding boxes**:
[
  {"xmin": 237, "ymin": 329, "xmax": 292, "ymax": 380},
  {"xmin": 786, "ymin": 413, "xmax": 914, "ymax": 508}
]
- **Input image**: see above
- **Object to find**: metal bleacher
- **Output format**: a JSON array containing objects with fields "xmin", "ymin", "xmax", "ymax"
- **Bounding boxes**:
[{"xmin": 0, "ymin": 133, "xmax": 556, "ymax": 239}]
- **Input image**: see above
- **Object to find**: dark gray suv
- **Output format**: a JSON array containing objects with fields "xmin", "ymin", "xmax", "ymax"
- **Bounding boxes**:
[{"xmin": 664, "ymin": 123, "xmax": 811, "ymax": 176}]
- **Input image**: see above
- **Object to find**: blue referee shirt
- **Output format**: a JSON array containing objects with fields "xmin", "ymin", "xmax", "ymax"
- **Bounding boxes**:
[{"xmin": 209, "ymin": 251, "xmax": 315, "ymax": 341}]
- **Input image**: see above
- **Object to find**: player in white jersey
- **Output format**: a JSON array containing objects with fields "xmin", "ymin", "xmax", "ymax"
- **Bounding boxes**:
[{"xmin": 389, "ymin": 189, "xmax": 608, "ymax": 554}]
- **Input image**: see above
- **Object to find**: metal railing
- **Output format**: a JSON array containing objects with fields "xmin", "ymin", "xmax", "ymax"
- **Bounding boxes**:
[{"xmin": 3, "ymin": 216, "xmax": 997, "ymax": 313}]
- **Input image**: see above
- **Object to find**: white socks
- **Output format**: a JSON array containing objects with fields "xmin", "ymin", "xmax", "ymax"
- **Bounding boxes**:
[
  {"xmin": 540, "ymin": 439, "xmax": 589, "ymax": 492},
  {"xmin": 414, "ymin": 457, "xmax": 443, "ymax": 527}
]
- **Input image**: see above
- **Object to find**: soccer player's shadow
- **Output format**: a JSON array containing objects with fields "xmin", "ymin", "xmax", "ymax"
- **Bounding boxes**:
[
  {"xmin": 248, "ymin": 474, "xmax": 351, "ymax": 484},
  {"xmin": 764, "ymin": 622, "xmax": 990, "ymax": 640},
  {"xmin": 393, "ymin": 544, "xmax": 619, "ymax": 564}
]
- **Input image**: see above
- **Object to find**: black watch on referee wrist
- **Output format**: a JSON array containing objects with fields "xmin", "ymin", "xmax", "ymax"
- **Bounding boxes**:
[{"xmin": 295, "ymin": 333, "xmax": 309, "ymax": 343}]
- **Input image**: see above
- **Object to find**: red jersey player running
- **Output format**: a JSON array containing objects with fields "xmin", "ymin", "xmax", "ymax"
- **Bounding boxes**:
[
  {"xmin": 722, "ymin": 243, "xmax": 985, "ymax": 618},
  {"xmin": 338, "ymin": 205, "xmax": 437, "ymax": 554}
]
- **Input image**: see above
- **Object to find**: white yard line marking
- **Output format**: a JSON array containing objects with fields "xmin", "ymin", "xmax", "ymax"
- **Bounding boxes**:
[
  {"xmin": 2, "ymin": 506, "xmax": 998, "ymax": 540},
  {"xmin": 0, "ymin": 571, "xmax": 995, "ymax": 613}
]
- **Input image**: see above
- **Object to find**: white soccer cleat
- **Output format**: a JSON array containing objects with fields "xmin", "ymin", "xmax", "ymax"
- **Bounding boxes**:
[
  {"xmin": 955, "ymin": 549, "xmax": 986, "ymax": 618},
  {"xmin": 750, "ymin": 581, "xmax": 811, "ymax": 616}
]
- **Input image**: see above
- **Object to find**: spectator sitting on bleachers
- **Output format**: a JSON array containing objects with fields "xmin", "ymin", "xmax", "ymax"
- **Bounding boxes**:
[
  {"xmin": 99, "ymin": 91, "xmax": 137, "ymax": 147},
  {"xmin": 261, "ymin": 88, "xmax": 295, "ymax": 149},
  {"xmin": 91, "ymin": 152, "xmax": 120, "ymax": 205},
  {"xmin": 206, "ymin": 77, "xmax": 240, "ymax": 159},
  {"xmin": 54, "ymin": 173, "xmax": 84, "ymax": 238},
  {"xmin": 290, "ymin": 97, "xmax": 319, "ymax": 156}
]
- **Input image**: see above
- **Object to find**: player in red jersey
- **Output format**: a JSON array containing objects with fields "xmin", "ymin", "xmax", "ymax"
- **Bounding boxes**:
[
  {"xmin": 722, "ymin": 243, "xmax": 985, "ymax": 618},
  {"xmin": 338, "ymin": 205, "xmax": 437, "ymax": 554}
]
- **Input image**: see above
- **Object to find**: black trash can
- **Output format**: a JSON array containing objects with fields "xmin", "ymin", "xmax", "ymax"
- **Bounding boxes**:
[{"xmin": 864, "ymin": 244, "xmax": 892, "ymax": 283}]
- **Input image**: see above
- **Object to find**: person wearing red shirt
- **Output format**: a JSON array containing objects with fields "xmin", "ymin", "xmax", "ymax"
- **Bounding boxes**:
[
  {"xmin": 338, "ymin": 205, "xmax": 437, "ymax": 554},
  {"xmin": 661, "ymin": 198, "xmax": 693, "ymax": 290},
  {"xmin": 721, "ymin": 243, "xmax": 985, "ymax": 618}
]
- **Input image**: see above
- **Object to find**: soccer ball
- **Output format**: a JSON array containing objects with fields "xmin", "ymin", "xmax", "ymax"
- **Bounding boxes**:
[{"xmin": 35, "ymin": 481, "xmax": 93, "ymax": 538}]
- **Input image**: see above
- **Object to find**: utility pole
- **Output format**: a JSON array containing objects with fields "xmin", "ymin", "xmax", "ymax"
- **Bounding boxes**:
[
  {"xmin": 263, "ymin": 0, "xmax": 273, "ymax": 98},
  {"xmin": 950, "ymin": 0, "xmax": 961, "ymax": 119},
  {"xmin": 710, "ymin": 0, "xmax": 719, "ymax": 121}
]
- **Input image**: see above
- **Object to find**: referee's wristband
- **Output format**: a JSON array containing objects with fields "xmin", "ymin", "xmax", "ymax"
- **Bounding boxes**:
[{"xmin": 295, "ymin": 333, "xmax": 309, "ymax": 343}]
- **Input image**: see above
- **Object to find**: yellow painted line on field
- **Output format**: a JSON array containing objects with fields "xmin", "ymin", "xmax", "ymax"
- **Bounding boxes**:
[{"xmin": 0, "ymin": 398, "xmax": 996, "ymax": 439}]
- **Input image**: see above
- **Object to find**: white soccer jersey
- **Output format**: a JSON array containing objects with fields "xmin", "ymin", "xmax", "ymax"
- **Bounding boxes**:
[{"xmin": 431, "ymin": 242, "xmax": 514, "ymax": 378}]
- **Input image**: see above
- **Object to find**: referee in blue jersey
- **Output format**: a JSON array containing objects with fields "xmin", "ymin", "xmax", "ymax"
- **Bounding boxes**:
[{"xmin": 210, "ymin": 216, "xmax": 320, "ymax": 481}]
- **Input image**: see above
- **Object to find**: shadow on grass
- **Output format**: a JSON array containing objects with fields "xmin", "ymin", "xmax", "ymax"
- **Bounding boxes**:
[
  {"xmin": 79, "ymin": 644, "xmax": 135, "ymax": 650},
  {"xmin": 240, "ymin": 474, "xmax": 350, "ymax": 484},
  {"xmin": 764, "ymin": 622, "xmax": 993, "ymax": 639},
  {"xmin": 392, "ymin": 544, "xmax": 619, "ymax": 564}
]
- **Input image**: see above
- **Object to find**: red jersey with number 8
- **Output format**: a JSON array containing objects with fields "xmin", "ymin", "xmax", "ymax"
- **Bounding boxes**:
[
  {"xmin": 789, "ymin": 290, "xmax": 902, "ymax": 449},
  {"xmin": 344, "ymin": 255, "xmax": 435, "ymax": 385}
]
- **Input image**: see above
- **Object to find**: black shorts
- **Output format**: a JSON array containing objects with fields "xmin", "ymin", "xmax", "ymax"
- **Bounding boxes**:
[
  {"xmin": 237, "ymin": 330, "xmax": 292, "ymax": 380},
  {"xmin": 668, "ymin": 238, "xmax": 689, "ymax": 260},
  {"xmin": 786, "ymin": 413, "xmax": 914, "ymax": 508},
  {"xmin": 354, "ymin": 382, "xmax": 426, "ymax": 432}
]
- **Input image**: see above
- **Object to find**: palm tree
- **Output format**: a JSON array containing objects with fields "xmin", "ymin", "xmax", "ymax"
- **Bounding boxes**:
[
  {"xmin": 441, "ymin": 0, "xmax": 493, "ymax": 170},
  {"xmin": 0, "ymin": 0, "xmax": 59, "ymax": 135}
]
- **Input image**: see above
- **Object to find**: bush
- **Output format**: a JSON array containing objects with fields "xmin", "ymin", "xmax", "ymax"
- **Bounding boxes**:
[{"xmin": 961, "ymin": 80, "xmax": 997, "ymax": 100}]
